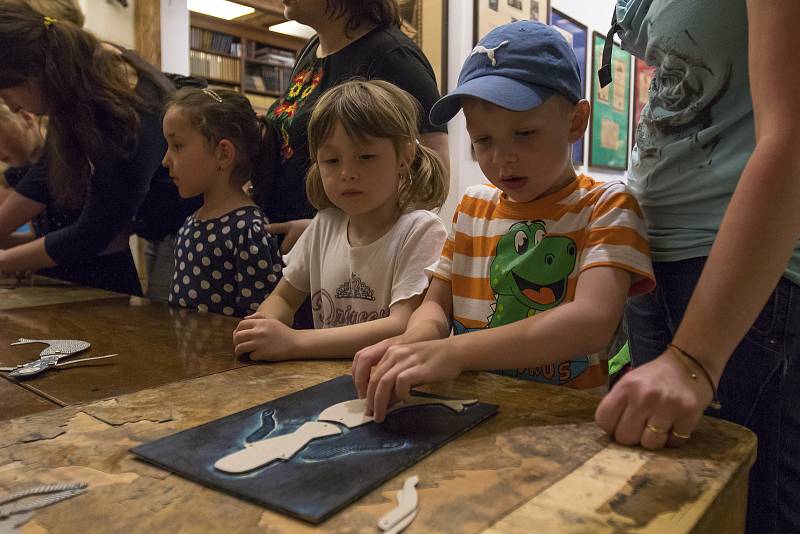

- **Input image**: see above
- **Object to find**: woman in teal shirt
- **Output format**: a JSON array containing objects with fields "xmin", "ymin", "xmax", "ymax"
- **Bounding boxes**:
[{"xmin": 595, "ymin": 1, "xmax": 800, "ymax": 532}]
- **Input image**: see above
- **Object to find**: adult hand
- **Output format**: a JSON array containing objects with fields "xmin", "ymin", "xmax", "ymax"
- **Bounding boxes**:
[
  {"xmin": 265, "ymin": 219, "xmax": 312, "ymax": 254},
  {"xmin": 233, "ymin": 314, "xmax": 298, "ymax": 361},
  {"xmin": 595, "ymin": 350, "xmax": 714, "ymax": 450},
  {"xmin": 364, "ymin": 338, "xmax": 462, "ymax": 423}
]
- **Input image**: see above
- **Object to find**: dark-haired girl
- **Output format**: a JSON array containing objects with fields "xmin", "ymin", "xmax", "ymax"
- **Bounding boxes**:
[
  {"xmin": 0, "ymin": 1, "xmax": 199, "ymax": 296},
  {"xmin": 162, "ymin": 88, "xmax": 282, "ymax": 318}
]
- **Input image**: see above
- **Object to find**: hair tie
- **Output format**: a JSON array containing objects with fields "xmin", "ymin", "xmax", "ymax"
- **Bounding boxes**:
[
  {"xmin": 415, "ymin": 138, "xmax": 421, "ymax": 146},
  {"xmin": 43, "ymin": 16, "xmax": 58, "ymax": 28},
  {"xmin": 202, "ymin": 88, "xmax": 223, "ymax": 103}
]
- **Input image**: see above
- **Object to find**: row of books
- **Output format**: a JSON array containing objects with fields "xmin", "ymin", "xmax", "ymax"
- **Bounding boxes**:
[
  {"xmin": 244, "ymin": 64, "xmax": 292, "ymax": 94},
  {"xmin": 246, "ymin": 42, "xmax": 295, "ymax": 66},
  {"xmin": 190, "ymin": 50, "xmax": 241, "ymax": 84},
  {"xmin": 190, "ymin": 27, "xmax": 242, "ymax": 57}
]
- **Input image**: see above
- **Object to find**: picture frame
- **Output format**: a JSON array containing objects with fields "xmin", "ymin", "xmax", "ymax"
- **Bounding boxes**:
[
  {"xmin": 473, "ymin": 0, "xmax": 550, "ymax": 44},
  {"xmin": 550, "ymin": 8, "xmax": 588, "ymax": 166},
  {"xmin": 400, "ymin": 0, "xmax": 449, "ymax": 93},
  {"xmin": 588, "ymin": 32, "xmax": 632, "ymax": 171},
  {"xmin": 632, "ymin": 57, "xmax": 656, "ymax": 152}
]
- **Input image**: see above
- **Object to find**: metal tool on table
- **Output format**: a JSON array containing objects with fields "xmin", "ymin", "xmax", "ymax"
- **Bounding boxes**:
[
  {"xmin": 0, "ymin": 481, "xmax": 88, "ymax": 518},
  {"xmin": 0, "ymin": 338, "xmax": 118, "ymax": 378}
]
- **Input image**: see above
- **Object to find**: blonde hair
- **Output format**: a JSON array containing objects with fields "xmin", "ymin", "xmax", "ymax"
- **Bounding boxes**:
[{"xmin": 306, "ymin": 79, "xmax": 447, "ymax": 212}]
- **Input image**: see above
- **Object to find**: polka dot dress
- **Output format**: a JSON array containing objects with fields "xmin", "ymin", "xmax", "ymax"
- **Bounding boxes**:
[{"xmin": 169, "ymin": 206, "xmax": 283, "ymax": 317}]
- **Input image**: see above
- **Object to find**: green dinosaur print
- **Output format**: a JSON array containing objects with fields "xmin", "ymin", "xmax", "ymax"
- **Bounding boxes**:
[{"xmin": 487, "ymin": 220, "xmax": 577, "ymax": 328}]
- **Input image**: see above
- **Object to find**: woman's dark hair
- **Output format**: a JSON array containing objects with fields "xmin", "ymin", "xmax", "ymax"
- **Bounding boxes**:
[
  {"xmin": 0, "ymin": 0, "xmax": 161, "ymax": 207},
  {"xmin": 165, "ymin": 88, "xmax": 277, "ymax": 201},
  {"xmin": 325, "ymin": 0, "xmax": 401, "ymax": 36}
]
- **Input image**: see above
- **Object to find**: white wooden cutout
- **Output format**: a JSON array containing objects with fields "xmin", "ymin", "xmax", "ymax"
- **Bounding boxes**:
[
  {"xmin": 317, "ymin": 397, "xmax": 479, "ymax": 429},
  {"xmin": 378, "ymin": 475, "xmax": 419, "ymax": 532},
  {"xmin": 214, "ymin": 421, "xmax": 341, "ymax": 473},
  {"xmin": 384, "ymin": 509, "xmax": 417, "ymax": 534}
]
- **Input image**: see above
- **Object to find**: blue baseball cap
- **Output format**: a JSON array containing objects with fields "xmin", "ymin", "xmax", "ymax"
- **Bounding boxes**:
[{"xmin": 430, "ymin": 20, "xmax": 582, "ymax": 126}]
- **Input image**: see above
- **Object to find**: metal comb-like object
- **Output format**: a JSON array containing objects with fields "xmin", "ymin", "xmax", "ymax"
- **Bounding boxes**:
[{"xmin": 0, "ymin": 481, "xmax": 88, "ymax": 518}]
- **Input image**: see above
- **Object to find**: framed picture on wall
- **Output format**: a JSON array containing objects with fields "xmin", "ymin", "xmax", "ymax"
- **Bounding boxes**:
[
  {"xmin": 588, "ymin": 32, "xmax": 632, "ymax": 171},
  {"xmin": 632, "ymin": 58, "xmax": 655, "ymax": 151},
  {"xmin": 474, "ymin": 0, "xmax": 550, "ymax": 43},
  {"xmin": 550, "ymin": 8, "xmax": 587, "ymax": 166},
  {"xmin": 400, "ymin": 0, "xmax": 449, "ymax": 93}
]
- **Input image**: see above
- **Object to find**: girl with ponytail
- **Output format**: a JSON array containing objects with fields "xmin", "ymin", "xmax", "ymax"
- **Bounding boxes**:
[
  {"xmin": 161, "ymin": 88, "xmax": 283, "ymax": 317},
  {"xmin": 233, "ymin": 79, "xmax": 447, "ymax": 361}
]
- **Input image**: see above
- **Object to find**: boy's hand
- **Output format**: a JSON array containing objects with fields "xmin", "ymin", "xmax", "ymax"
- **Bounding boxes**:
[
  {"xmin": 351, "ymin": 335, "xmax": 404, "ymax": 399},
  {"xmin": 233, "ymin": 315, "xmax": 298, "ymax": 361},
  {"xmin": 364, "ymin": 338, "xmax": 462, "ymax": 423},
  {"xmin": 594, "ymin": 350, "xmax": 712, "ymax": 450}
]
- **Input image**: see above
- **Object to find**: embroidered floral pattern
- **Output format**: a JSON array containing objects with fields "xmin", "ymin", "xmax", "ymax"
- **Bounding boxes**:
[{"xmin": 267, "ymin": 64, "xmax": 324, "ymax": 162}]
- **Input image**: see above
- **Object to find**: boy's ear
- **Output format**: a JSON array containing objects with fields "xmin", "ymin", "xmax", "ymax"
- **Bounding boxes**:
[
  {"xmin": 216, "ymin": 139, "xmax": 237, "ymax": 169},
  {"xmin": 568, "ymin": 100, "xmax": 591, "ymax": 144}
]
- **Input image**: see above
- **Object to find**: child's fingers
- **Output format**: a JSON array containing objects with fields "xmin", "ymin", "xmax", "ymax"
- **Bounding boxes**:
[
  {"xmin": 371, "ymin": 360, "xmax": 416, "ymax": 423},
  {"xmin": 264, "ymin": 222, "xmax": 290, "ymax": 235},
  {"xmin": 233, "ymin": 340, "xmax": 257, "ymax": 356},
  {"xmin": 352, "ymin": 342, "xmax": 388, "ymax": 398}
]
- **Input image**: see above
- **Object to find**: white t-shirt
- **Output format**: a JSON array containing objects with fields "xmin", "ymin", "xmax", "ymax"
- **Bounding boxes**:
[{"xmin": 284, "ymin": 209, "xmax": 447, "ymax": 329}]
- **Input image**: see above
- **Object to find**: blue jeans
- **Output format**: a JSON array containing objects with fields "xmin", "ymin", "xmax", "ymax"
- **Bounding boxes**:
[{"xmin": 625, "ymin": 258, "xmax": 800, "ymax": 534}]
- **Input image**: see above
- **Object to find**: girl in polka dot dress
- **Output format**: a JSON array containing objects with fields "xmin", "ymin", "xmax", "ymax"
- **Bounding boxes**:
[
  {"xmin": 233, "ymin": 80, "xmax": 448, "ymax": 360},
  {"xmin": 162, "ymin": 88, "xmax": 283, "ymax": 317}
]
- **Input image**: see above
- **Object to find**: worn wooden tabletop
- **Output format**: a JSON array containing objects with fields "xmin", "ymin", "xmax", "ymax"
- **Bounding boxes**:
[
  {"xmin": 0, "ymin": 362, "xmax": 757, "ymax": 533},
  {"xmin": 0, "ymin": 297, "xmax": 246, "ymax": 409},
  {"xmin": 0, "ymin": 275, "xmax": 123, "ymax": 311}
]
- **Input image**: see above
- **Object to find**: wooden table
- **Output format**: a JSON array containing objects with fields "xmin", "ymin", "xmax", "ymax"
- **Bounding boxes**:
[
  {"xmin": 0, "ymin": 376, "xmax": 58, "ymax": 420},
  {"xmin": 0, "ymin": 297, "xmax": 246, "ymax": 409},
  {"xmin": 0, "ymin": 275, "xmax": 122, "ymax": 311},
  {"xmin": 0, "ymin": 362, "xmax": 757, "ymax": 533}
]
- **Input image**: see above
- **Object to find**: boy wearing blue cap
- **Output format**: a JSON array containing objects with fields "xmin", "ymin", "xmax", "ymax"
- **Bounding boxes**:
[{"xmin": 352, "ymin": 21, "xmax": 655, "ymax": 421}]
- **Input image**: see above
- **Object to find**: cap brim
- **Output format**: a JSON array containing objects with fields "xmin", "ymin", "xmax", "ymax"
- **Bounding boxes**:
[{"xmin": 429, "ymin": 76, "xmax": 555, "ymax": 126}]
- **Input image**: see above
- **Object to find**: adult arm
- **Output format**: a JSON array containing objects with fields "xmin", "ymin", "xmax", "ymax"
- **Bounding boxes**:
[
  {"xmin": 0, "ymin": 190, "xmax": 44, "ymax": 249},
  {"xmin": 0, "ymin": 114, "xmax": 163, "ymax": 271},
  {"xmin": 596, "ymin": 0, "xmax": 800, "ymax": 450}
]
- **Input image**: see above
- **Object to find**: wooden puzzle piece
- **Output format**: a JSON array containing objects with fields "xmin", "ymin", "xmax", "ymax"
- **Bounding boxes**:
[
  {"xmin": 378, "ymin": 475, "xmax": 419, "ymax": 532},
  {"xmin": 317, "ymin": 397, "xmax": 479, "ymax": 429},
  {"xmin": 214, "ymin": 422, "xmax": 342, "ymax": 474}
]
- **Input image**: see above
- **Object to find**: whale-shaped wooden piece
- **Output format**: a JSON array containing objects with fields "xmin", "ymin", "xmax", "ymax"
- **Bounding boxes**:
[
  {"xmin": 317, "ymin": 396, "xmax": 479, "ymax": 429},
  {"xmin": 214, "ymin": 421, "xmax": 341, "ymax": 474},
  {"xmin": 378, "ymin": 475, "xmax": 419, "ymax": 532}
]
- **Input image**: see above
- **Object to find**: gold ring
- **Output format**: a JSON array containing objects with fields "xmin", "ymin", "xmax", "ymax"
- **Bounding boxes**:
[
  {"xmin": 645, "ymin": 423, "xmax": 670, "ymax": 434},
  {"xmin": 671, "ymin": 430, "xmax": 691, "ymax": 439}
]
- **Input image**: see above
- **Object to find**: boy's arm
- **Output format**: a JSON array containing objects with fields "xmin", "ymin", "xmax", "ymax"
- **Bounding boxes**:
[
  {"xmin": 449, "ymin": 266, "xmax": 629, "ymax": 370},
  {"xmin": 364, "ymin": 266, "xmax": 631, "ymax": 421},
  {"xmin": 352, "ymin": 276, "xmax": 453, "ymax": 396}
]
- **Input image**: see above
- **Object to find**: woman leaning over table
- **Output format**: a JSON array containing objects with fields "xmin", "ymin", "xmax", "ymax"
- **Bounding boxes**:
[{"xmin": 0, "ymin": 1, "xmax": 199, "ymax": 295}]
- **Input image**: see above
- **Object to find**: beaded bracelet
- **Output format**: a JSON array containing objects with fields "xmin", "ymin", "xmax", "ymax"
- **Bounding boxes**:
[{"xmin": 667, "ymin": 343, "xmax": 722, "ymax": 410}]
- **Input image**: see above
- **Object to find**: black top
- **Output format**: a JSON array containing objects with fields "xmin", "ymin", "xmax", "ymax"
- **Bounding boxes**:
[
  {"xmin": 6, "ymin": 163, "xmax": 144, "ymax": 295},
  {"xmin": 169, "ymin": 206, "xmax": 283, "ymax": 317},
  {"xmin": 12, "ymin": 52, "xmax": 201, "ymax": 266},
  {"xmin": 261, "ymin": 25, "xmax": 446, "ymax": 224}
]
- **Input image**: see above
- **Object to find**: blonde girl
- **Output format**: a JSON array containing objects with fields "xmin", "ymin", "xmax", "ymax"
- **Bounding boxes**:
[{"xmin": 234, "ymin": 79, "xmax": 448, "ymax": 360}]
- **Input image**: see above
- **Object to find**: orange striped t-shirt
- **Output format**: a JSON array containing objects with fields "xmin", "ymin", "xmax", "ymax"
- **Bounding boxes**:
[{"xmin": 433, "ymin": 175, "xmax": 655, "ymax": 390}]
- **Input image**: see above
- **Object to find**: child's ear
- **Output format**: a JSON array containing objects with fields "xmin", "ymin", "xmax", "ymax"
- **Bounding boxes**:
[
  {"xmin": 216, "ymin": 139, "xmax": 237, "ymax": 169},
  {"xmin": 400, "ymin": 139, "xmax": 415, "ymax": 170},
  {"xmin": 568, "ymin": 100, "xmax": 591, "ymax": 144}
]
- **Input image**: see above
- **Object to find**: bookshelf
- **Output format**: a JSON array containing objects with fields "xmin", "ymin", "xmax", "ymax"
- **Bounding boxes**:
[{"xmin": 189, "ymin": 14, "xmax": 306, "ymax": 114}]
